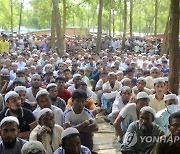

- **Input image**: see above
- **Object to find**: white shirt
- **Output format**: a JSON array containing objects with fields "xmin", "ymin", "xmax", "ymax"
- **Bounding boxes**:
[
  {"xmin": 63, "ymin": 107, "xmax": 94, "ymax": 125},
  {"xmin": 26, "ymin": 87, "xmax": 44, "ymax": 103},
  {"xmin": 112, "ymin": 94, "xmax": 126, "ymax": 114},
  {"xmin": 33, "ymin": 105, "xmax": 63, "ymax": 126}
]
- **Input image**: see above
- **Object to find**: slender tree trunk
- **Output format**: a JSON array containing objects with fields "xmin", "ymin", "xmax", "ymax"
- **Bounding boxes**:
[
  {"xmin": 130, "ymin": 0, "xmax": 133, "ymax": 37},
  {"xmin": 122, "ymin": 0, "xmax": 127, "ymax": 50},
  {"xmin": 139, "ymin": 0, "xmax": 142, "ymax": 36},
  {"xmin": 96, "ymin": 0, "xmax": 103, "ymax": 53},
  {"xmin": 63, "ymin": 0, "xmax": 66, "ymax": 35},
  {"xmin": 10, "ymin": 0, "xmax": 13, "ymax": 33},
  {"xmin": 108, "ymin": 0, "xmax": 112, "ymax": 37},
  {"xmin": 154, "ymin": 0, "xmax": 158, "ymax": 37},
  {"xmin": 112, "ymin": 9, "xmax": 115, "ymax": 37},
  {"xmin": 52, "ymin": 0, "xmax": 64, "ymax": 56},
  {"xmin": 51, "ymin": 5, "xmax": 56, "ymax": 50},
  {"xmin": 168, "ymin": 0, "xmax": 179, "ymax": 95},
  {"xmin": 18, "ymin": 1, "xmax": 23, "ymax": 34},
  {"xmin": 160, "ymin": 14, "xmax": 170, "ymax": 56}
]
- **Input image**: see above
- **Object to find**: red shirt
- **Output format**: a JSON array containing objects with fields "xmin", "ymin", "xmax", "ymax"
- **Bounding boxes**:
[{"xmin": 58, "ymin": 89, "xmax": 72, "ymax": 103}]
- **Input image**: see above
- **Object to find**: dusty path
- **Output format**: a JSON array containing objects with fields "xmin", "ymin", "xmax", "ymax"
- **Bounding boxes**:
[{"xmin": 93, "ymin": 115, "xmax": 122, "ymax": 154}]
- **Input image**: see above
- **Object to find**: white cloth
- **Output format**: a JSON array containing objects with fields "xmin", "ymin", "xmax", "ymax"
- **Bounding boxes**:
[{"xmin": 33, "ymin": 105, "xmax": 63, "ymax": 126}]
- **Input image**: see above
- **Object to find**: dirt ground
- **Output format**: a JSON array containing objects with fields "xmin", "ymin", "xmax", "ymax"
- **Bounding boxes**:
[{"xmin": 93, "ymin": 115, "xmax": 122, "ymax": 154}]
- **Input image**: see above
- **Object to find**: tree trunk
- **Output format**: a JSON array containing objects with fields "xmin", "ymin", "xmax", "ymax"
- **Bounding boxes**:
[
  {"xmin": 63, "ymin": 0, "xmax": 66, "ymax": 35},
  {"xmin": 52, "ymin": 0, "xmax": 64, "ymax": 56},
  {"xmin": 154, "ymin": 0, "xmax": 158, "ymax": 37},
  {"xmin": 10, "ymin": 0, "xmax": 13, "ymax": 33},
  {"xmin": 160, "ymin": 14, "xmax": 170, "ymax": 56},
  {"xmin": 108, "ymin": 0, "xmax": 112, "ymax": 37},
  {"xmin": 96, "ymin": 0, "xmax": 103, "ymax": 53},
  {"xmin": 18, "ymin": 1, "xmax": 23, "ymax": 34},
  {"xmin": 51, "ymin": 5, "xmax": 56, "ymax": 50},
  {"xmin": 122, "ymin": 0, "xmax": 127, "ymax": 50},
  {"xmin": 168, "ymin": 0, "xmax": 179, "ymax": 95},
  {"xmin": 139, "ymin": 0, "xmax": 142, "ymax": 36},
  {"xmin": 112, "ymin": 9, "xmax": 115, "ymax": 37},
  {"xmin": 129, "ymin": 0, "xmax": 133, "ymax": 37}
]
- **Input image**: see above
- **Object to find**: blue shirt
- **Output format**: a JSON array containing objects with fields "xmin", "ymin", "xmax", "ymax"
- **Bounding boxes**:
[{"xmin": 53, "ymin": 145, "xmax": 91, "ymax": 154}]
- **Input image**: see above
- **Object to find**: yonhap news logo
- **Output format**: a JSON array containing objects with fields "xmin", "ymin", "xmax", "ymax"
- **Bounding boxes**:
[{"xmin": 123, "ymin": 132, "xmax": 180, "ymax": 147}]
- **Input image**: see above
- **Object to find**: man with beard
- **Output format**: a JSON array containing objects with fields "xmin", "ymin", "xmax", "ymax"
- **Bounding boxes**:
[
  {"xmin": 47, "ymin": 83, "xmax": 66, "ymax": 111},
  {"xmin": 121, "ymin": 106, "xmax": 164, "ymax": 154},
  {"xmin": 30, "ymin": 108, "xmax": 64, "ymax": 154},
  {"xmin": 33, "ymin": 89, "xmax": 63, "ymax": 126},
  {"xmin": 0, "ymin": 91, "xmax": 36, "ymax": 139},
  {"xmin": 150, "ymin": 111, "xmax": 180, "ymax": 154},
  {"xmin": 0, "ymin": 116, "xmax": 27, "ymax": 153},
  {"xmin": 26, "ymin": 74, "xmax": 44, "ymax": 107}
]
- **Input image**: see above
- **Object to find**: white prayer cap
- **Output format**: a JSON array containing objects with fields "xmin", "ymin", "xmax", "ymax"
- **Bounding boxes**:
[
  {"xmin": 0, "ymin": 116, "xmax": 19, "ymax": 127},
  {"xmin": 150, "ymin": 66, "xmax": 159, "ymax": 72},
  {"xmin": 14, "ymin": 86, "xmax": 26, "ymax": 92},
  {"xmin": 121, "ymin": 78, "xmax": 131, "ymax": 83},
  {"xmin": 140, "ymin": 106, "xmax": 156, "ymax": 119},
  {"xmin": 116, "ymin": 70, "xmax": 123, "ymax": 75},
  {"xmin": 120, "ymin": 86, "xmax": 131, "ymax": 92},
  {"xmin": 164, "ymin": 77, "xmax": 168, "ymax": 82},
  {"xmin": 0, "ymin": 68, "xmax": 9, "ymax": 74},
  {"xmin": 11, "ymin": 62, "xmax": 18, "ymax": 66},
  {"xmin": 108, "ymin": 72, "xmax": 116, "ymax": 76},
  {"xmin": 47, "ymin": 83, "xmax": 57, "ymax": 89},
  {"xmin": 32, "ymin": 54, "xmax": 39, "ymax": 57},
  {"xmin": 137, "ymin": 77, "xmax": 146, "ymax": 83},
  {"xmin": 154, "ymin": 77, "xmax": 165, "ymax": 84},
  {"xmin": 61, "ymin": 127, "xmax": 79, "ymax": 140},
  {"xmin": 37, "ymin": 108, "xmax": 53, "ymax": 120},
  {"xmin": 73, "ymin": 73, "xmax": 81, "ymax": 79},
  {"xmin": 137, "ymin": 92, "xmax": 149, "ymax": 99},
  {"xmin": 65, "ymin": 59, "xmax": 72, "ymax": 64},
  {"xmin": 36, "ymin": 89, "xmax": 49, "ymax": 99},
  {"xmin": 164, "ymin": 94, "xmax": 178, "ymax": 101},
  {"xmin": 21, "ymin": 141, "xmax": 45, "ymax": 154},
  {"xmin": 44, "ymin": 64, "xmax": 53, "ymax": 68},
  {"xmin": 4, "ymin": 91, "xmax": 19, "ymax": 102}
]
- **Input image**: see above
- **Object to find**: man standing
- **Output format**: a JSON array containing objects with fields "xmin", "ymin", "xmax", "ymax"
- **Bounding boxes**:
[
  {"xmin": 0, "ymin": 116, "xmax": 27, "ymax": 153},
  {"xmin": 0, "ymin": 34, "xmax": 9, "ymax": 53}
]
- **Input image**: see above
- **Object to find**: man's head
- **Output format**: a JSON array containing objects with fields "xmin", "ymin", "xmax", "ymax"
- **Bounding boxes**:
[
  {"xmin": 168, "ymin": 111, "xmax": 180, "ymax": 138},
  {"xmin": 108, "ymin": 72, "xmax": 117, "ymax": 85},
  {"xmin": 56, "ymin": 77, "xmax": 66, "ymax": 90},
  {"xmin": 73, "ymin": 74, "xmax": 82, "ymax": 85},
  {"xmin": 14, "ymin": 86, "xmax": 27, "ymax": 103},
  {"xmin": 150, "ymin": 67, "xmax": 160, "ymax": 78},
  {"xmin": 120, "ymin": 86, "xmax": 132, "ymax": 104},
  {"xmin": 154, "ymin": 77, "xmax": 165, "ymax": 94},
  {"xmin": 0, "ymin": 116, "xmax": 19, "ymax": 148},
  {"xmin": 47, "ymin": 83, "xmax": 58, "ymax": 100},
  {"xmin": 164, "ymin": 94, "xmax": 179, "ymax": 114},
  {"xmin": 100, "ymin": 72, "xmax": 108, "ymax": 82},
  {"xmin": 38, "ymin": 108, "xmax": 55, "ymax": 131},
  {"xmin": 72, "ymin": 90, "xmax": 87, "ymax": 114},
  {"xmin": 31, "ymin": 74, "xmax": 42, "ymax": 89},
  {"xmin": 136, "ymin": 77, "xmax": 146, "ymax": 91},
  {"xmin": 36, "ymin": 89, "xmax": 51, "ymax": 109},
  {"xmin": 5, "ymin": 91, "xmax": 21, "ymax": 111},
  {"xmin": 61, "ymin": 127, "xmax": 81, "ymax": 154},
  {"xmin": 76, "ymin": 81, "xmax": 87, "ymax": 92},
  {"xmin": 21, "ymin": 141, "xmax": 46, "ymax": 154},
  {"xmin": 139, "ymin": 106, "xmax": 156, "ymax": 134},
  {"xmin": 44, "ymin": 71, "xmax": 54, "ymax": 82},
  {"xmin": 136, "ymin": 92, "xmax": 149, "ymax": 111},
  {"xmin": 63, "ymin": 69, "xmax": 72, "ymax": 81}
]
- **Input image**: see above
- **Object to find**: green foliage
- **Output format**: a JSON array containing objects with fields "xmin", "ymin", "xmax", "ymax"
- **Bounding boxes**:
[{"xmin": 0, "ymin": 0, "xmax": 170, "ymax": 34}]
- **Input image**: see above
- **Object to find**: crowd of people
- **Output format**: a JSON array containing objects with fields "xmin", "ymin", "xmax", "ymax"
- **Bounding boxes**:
[{"xmin": 0, "ymin": 32, "xmax": 180, "ymax": 154}]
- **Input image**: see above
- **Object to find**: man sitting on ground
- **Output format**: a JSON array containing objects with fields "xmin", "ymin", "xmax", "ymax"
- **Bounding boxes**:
[
  {"xmin": 0, "ymin": 116, "xmax": 27, "ymax": 153},
  {"xmin": 54, "ymin": 127, "xmax": 91, "ymax": 154}
]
